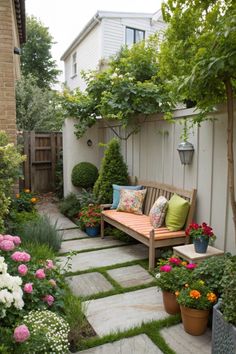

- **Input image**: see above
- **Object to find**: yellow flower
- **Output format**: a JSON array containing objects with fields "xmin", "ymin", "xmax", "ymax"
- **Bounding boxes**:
[
  {"xmin": 175, "ymin": 291, "xmax": 180, "ymax": 297},
  {"xmin": 16, "ymin": 193, "xmax": 20, "ymax": 199},
  {"xmin": 181, "ymin": 261, "xmax": 187, "ymax": 266},
  {"xmin": 24, "ymin": 189, "xmax": 30, "ymax": 193},
  {"xmin": 190, "ymin": 290, "xmax": 201, "ymax": 299},
  {"xmin": 207, "ymin": 292, "xmax": 217, "ymax": 303},
  {"xmin": 31, "ymin": 197, "xmax": 37, "ymax": 203}
]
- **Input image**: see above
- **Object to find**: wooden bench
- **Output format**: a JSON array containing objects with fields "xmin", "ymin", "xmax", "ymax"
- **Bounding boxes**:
[{"xmin": 101, "ymin": 180, "xmax": 197, "ymax": 270}]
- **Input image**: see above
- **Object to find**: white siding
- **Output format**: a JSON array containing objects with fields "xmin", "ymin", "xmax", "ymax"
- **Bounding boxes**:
[
  {"xmin": 64, "ymin": 24, "xmax": 102, "ymax": 91},
  {"xmin": 102, "ymin": 17, "xmax": 166, "ymax": 59}
]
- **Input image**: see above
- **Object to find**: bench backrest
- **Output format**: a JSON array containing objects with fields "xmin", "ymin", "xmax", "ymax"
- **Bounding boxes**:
[{"xmin": 136, "ymin": 179, "xmax": 197, "ymax": 228}]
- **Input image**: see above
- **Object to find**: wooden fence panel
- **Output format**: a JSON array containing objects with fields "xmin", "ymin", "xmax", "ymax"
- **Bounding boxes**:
[{"xmin": 22, "ymin": 131, "xmax": 62, "ymax": 193}]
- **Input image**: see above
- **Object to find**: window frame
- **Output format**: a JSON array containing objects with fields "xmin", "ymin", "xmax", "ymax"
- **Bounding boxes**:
[
  {"xmin": 125, "ymin": 27, "xmax": 145, "ymax": 46},
  {"xmin": 72, "ymin": 52, "xmax": 77, "ymax": 77}
]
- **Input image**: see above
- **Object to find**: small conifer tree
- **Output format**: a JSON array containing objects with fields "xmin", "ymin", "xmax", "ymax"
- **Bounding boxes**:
[{"xmin": 93, "ymin": 138, "xmax": 129, "ymax": 203}]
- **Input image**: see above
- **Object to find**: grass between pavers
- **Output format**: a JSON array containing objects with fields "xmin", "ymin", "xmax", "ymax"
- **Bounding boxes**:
[
  {"xmin": 75, "ymin": 315, "xmax": 180, "ymax": 354},
  {"xmin": 59, "ymin": 243, "xmax": 129, "ymax": 256},
  {"xmin": 65, "ymin": 259, "xmax": 157, "ymax": 300},
  {"xmin": 61, "ymin": 236, "xmax": 89, "ymax": 242}
]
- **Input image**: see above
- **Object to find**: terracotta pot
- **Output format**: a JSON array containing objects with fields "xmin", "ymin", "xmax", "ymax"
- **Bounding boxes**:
[
  {"xmin": 180, "ymin": 305, "xmax": 210, "ymax": 335},
  {"xmin": 162, "ymin": 291, "xmax": 180, "ymax": 315}
]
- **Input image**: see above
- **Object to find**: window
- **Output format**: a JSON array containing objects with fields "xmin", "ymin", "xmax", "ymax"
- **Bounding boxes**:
[
  {"xmin": 125, "ymin": 27, "xmax": 145, "ymax": 47},
  {"xmin": 72, "ymin": 52, "xmax": 77, "ymax": 76}
]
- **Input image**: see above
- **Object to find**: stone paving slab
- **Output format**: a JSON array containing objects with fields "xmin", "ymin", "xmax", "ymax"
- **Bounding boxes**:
[
  {"xmin": 37, "ymin": 202, "xmax": 78, "ymax": 230},
  {"xmin": 76, "ymin": 334, "xmax": 163, "ymax": 354},
  {"xmin": 59, "ymin": 228, "xmax": 88, "ymax": 241},
  {"xmin": 107, "ymin": 264, "xmax": 154, "ymax": 287},
  {"xmin": 59, "ymin": 237, "xmax": 126, "ymax": 254},
  {"xmin": 57, "ymin": 244, "xmax": 148, "ymax": 272},
  {"xmin": 83, "ymin": 287, "xmax": 168, "ymax": 336},
  {"xmin": 160, "ymin": 324, "xmax": 211, "ymax": 354},
  {"xmin": 66, "ymin": 272, "xmax": 114, "ymax": 297}
]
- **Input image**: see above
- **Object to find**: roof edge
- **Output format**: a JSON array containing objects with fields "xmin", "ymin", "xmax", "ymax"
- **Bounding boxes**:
[{"xmin": 14, "ymin": 0, "xmax": 26, "ymax": 44}]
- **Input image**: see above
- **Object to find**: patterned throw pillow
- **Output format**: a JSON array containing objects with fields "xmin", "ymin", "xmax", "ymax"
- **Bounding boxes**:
[
  {"xmin": 117, "ymin": 189, "xmax": 147, "ymax": 215},
  {"xmin": 111, "ymin": 184, "xmax": 143, "ymax": 209},
  {"xmin": 149, "ymin": 196, "xmax": 168, "ymax": 228}
]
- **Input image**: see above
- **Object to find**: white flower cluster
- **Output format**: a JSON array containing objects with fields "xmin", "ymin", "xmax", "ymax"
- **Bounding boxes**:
[
  {"xmin": 23, "ymin": 310, "xmax": 70, "ymax": 354},
  {"xmin": 0, "ymin": 256, "xmax": 24, "ymax": 317}
]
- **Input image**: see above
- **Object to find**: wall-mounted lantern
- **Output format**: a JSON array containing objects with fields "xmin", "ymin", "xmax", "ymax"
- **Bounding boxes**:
[
  {"xmin": 87, "ymin": 139, "xmax": 93, "ymax": 147},
  {"xmin": 177, "ymin": 141, "xmax": 194, "ymax": 165}
]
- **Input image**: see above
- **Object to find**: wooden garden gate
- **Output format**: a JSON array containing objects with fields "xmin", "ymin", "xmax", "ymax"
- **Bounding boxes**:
[{"xmin": 22, "ymin": 131, "xmax": 62, "ymax": 192}]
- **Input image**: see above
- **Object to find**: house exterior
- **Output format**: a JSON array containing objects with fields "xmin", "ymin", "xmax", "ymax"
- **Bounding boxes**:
[
  {"xmin": 61, "ymin": 10, "xmax": 166, "ymax": 91},
  {"xmin": 0, "ymin": 0, "xmax": 26, "ymax": 143}
]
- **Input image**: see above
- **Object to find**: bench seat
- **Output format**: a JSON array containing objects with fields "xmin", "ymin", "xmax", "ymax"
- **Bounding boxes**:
[
  {"xmin": 101, "ymin": 180, "xmax": 197, "ymax": 270},
  {"xmin": 102, "ymin": 210, "xmax": 186, "ymax": 240}
]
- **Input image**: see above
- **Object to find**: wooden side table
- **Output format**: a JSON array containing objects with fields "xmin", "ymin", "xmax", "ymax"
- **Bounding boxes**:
[{"xmin": 173, "ymin": 244, "xmax": 224, "ymax": 264}]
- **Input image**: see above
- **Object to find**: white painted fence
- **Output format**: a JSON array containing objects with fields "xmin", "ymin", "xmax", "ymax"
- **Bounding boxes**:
[{"xmin": 63, "ymin": 104, "xmax": 236, "ymax": 254}]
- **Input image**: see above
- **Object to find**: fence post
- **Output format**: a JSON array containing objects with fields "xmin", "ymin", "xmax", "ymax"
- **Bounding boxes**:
[
  {"xmin": 30, "ymin": 131, "xmax": 36, "ymax": 192},
  {"xmin": 51, "ymin": 133, "xmax": 56, "ymax": 189}
]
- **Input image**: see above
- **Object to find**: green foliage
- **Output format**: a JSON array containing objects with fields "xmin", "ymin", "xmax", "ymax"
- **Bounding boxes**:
[
  {"xmin": 71, "ymin": 162, "xmax": 98, "ymax": 189},
  {"xmin": 159, "ymin": 0, "xmax": 236, "ymax": 121},
  {"xmin": 0, "ymin": 131, "xmax": 25, "ymax": 232},
  {"xmin": 13, "ymin": 190, "xmax": 37, "ymax": 212},
  {"xmin": 93, "ymin": 139, "xmax": 129, "ymax": 203},
  {"xmin": 16, "ymin": 74, "xmax": 64, "ymax": 131},
  {"xmin": 23, "ymin": 242, "xmax": 56, "ymax": 262},
  {"xmin": 192, "ymin": 254, "xmax": 232, "ymax": 295},
  {"xmin": 55, "ymin": 150, "xmax": 64, "ymax": 198},
  {"xmin": 104, "ymin": 226, "xmax": 134, "ymax": 243},
  {"xmin": 5, "ymin": 210, "xmax": 39, "ymax": 235},
  {"xmin": 59, "ymin": 193, "xmax": 81, "ymax": 219},
  {"xmin": 61, "ymin": 35, "xmax": 174, "ymax": 138},
  {"xmin": 21, "ymin": 16, "xmax": 60, "ymax": 89},
  {"xmin": 77, "ymin": 189, "xmax": 99, "ymax": 208},
  {"xmin": 221, "ymin": 256, "xmax": 236, "ymax": 325},
  {"xmin": 18, "ymin": 215, "xmax": 62, "ymax": 251}
]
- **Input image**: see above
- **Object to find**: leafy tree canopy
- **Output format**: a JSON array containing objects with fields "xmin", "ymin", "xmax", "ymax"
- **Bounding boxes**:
[
  {"xmin": 62, "ymin": 35, "xmax": 174, "ymax": 139},
  {"xmin": 21, "ymin": 16, "xmax": 60, "ymax": 89},
  {"xmin": 16, "ymin": 74, "xmax": 64, "ymax": 132},
  {"xmin": 159, "ymin": 0, "xmax": 236, "ymax": 121}
]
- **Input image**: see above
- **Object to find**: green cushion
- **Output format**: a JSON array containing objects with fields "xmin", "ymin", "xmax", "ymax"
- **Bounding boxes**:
[{"xmin": 165, "ymin": 194, "xmax": 190, "ymax": 231}]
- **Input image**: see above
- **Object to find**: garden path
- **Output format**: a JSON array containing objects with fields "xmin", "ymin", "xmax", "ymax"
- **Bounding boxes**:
[{"xmin": 41, "ymin": 202, "xmax": 212, "ymax": 354}]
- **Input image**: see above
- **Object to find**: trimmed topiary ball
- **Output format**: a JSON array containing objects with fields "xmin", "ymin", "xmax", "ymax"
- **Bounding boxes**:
[{"xmin": 71, "ymin": 162, "xmax": 98, "ymax": 189}]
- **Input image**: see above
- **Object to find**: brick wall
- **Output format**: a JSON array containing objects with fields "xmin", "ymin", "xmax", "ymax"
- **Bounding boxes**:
[{"xmin": 0, "ymin": 0, "xmax": 19, "ymax": 143}]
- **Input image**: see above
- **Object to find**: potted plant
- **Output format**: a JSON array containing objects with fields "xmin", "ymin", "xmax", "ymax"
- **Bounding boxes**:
[
  {"xmin": 78, "ymin": 204, "xmax": 102, "ymax": 237},
  {"xmin": 185, "ymin": 222, "xmax": 216, "ymax": 253},
  {"xmin": 155, "ymin": 257, "xmax": 195, "ymax": 315},
  {"xmin": 212, "ymin": 256, "xmax": 236, "ymax": 353},
  {"xmin": 176, "ymin": 279, "xmax": 217, "ymax": 335}
]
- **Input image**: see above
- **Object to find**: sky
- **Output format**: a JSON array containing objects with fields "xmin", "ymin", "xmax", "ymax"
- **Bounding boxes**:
[{"xmin": 25, "ymin": 0, "xmax": 163, "ymax": 83}]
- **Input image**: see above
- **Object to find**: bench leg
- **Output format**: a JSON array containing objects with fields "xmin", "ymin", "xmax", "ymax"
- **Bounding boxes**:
[
  {"xmin": 149, "ymin": 229, "xmax": 155, "ymax": 271},
  {"xmin": 101, "ymin": 216, "xmax": 104, "ymax": 239}
]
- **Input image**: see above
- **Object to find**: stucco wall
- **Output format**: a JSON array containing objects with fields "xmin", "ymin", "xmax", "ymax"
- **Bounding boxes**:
[{"xmin": 63, "ymin": 118, "xmax": 102, "ymax": 196}]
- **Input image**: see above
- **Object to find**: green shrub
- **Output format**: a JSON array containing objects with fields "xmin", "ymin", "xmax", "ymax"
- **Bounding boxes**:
[
  {"xmin": 59, "ymin": 193, "xmax": 81, "ymax": 219},
  {"xmin": 23, "ymin": 242, "xmax": 56, "ymax": 261},
  {"xmin": 221, "ymin": 256, "xmax": 236, "ymax": 326},
  {"xmin": 0, "ymin": 131, "xmax": 25, "ymax": 232},
  {"xmin": 5, "ymin": 209, "xmax": 39, "ymax": 235},
  {"xmin": 71, "ymin": 162, "xmax": 98, "ymax": 189},
  {"xmin": 93, "ymin": 138, "xmax": 129, "ymax": 203},
  {"xmin": 18, "ymin": 215, "xmax": 62, "ymax": 251},
  {"xmin": 192, "ymin": 254, "xmax": 232, "ymax": 295},
  {"xmin": 77, "ymin": 189, "xmax": 99, "ymax": 208},
  {"xmin": 55, "ymin": 150, "xmax": 64, "ymax": 198},
  {"xmin": 104, "ymin": 226, "xmax": 135, "ymax": 243}
]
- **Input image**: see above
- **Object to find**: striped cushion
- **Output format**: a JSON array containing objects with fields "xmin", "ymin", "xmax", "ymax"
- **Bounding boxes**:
[{"xmin": 102, "ymin": 210, "xmax": 185, "ymax": 240}]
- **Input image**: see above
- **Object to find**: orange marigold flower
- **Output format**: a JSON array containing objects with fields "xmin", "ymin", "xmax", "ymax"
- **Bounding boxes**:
[
  {"xmin": 207, "ymin": 292, "xmax": 217, "ymax": 303},
  {"xmin": 31, "ymin": 197, "xmax": 37, "ymax": 203},
  {"xmin": 24, "ymin": 189, "xmax": 30, "ymax": 193},
  {"xmin": 16, "ymin": 193, "xmax": 20, "ymax": 198},
  {"xmin": 190, "ymin": 290, "xmax": 201, "ymax": 299},
  {"xmin": 181, "ymin": 261, "xmax": 187, "ymax": 266},
  {"xmin": 175, "ymin": 291, "xmax": 180, "ymax": 297}
]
